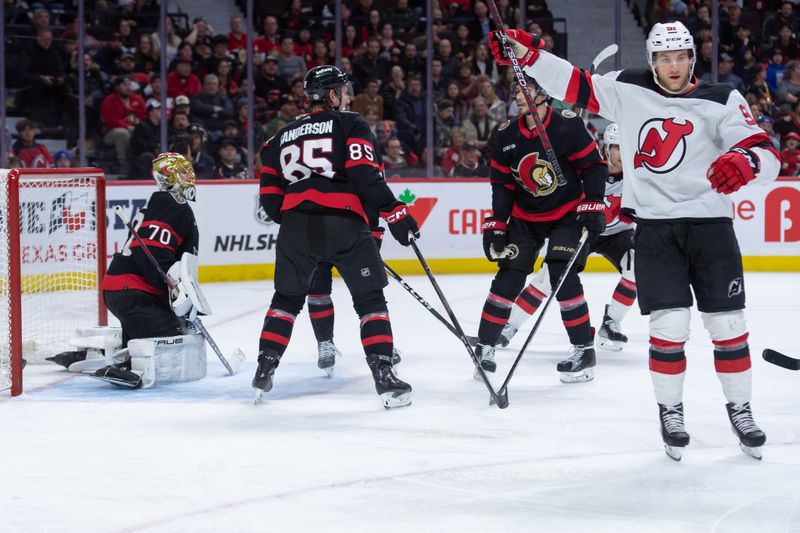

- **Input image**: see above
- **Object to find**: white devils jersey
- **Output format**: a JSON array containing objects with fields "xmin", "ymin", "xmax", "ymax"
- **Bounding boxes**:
[
  {"xmin": 602, "ymin": 174, "xmax": 632, "ymax": 236},
  {"xmin": 526, "ymin": 52, "xmax": 780, "ymax": 220}
]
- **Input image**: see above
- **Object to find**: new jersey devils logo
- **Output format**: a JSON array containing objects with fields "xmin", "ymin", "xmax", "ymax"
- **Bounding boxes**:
[
  {"xmin": 513, "ymin": 152, "xmax": 557, "ymax": 197},
  {"xmin": 633, "ymin": 118, "xmax": 694, "ymax": 174}
]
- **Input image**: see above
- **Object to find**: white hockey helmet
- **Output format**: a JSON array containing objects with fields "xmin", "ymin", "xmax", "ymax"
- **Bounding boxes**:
[
  {"xmin": 646, "ymin": 22, "xmax": 696, "ymax": 92},
  {"xmin": 602, "ymin": 123, "xmax": 620, "ymax": 159}
]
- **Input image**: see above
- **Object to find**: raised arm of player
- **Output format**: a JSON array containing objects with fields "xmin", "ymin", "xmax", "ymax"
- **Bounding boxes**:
[
  {"xmin": 259, "ymin": 137, "xmax": 284, "ymax": 224},
  {"xmin": 488, "ymin": 30, "xmax": 623, "ymax": 122}
]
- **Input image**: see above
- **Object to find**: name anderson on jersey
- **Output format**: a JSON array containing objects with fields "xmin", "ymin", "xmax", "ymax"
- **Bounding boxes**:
[{"xmin": 280, "ymin": 120, "xmax": 334, "ymax": 144}]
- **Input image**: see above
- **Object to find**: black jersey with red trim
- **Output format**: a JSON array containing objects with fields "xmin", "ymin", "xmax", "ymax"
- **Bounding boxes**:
[
  {"xmin": 101, "ymin": 191, "xmax": 199, "ymax": 296},
  {"xmin": 489, "ymin": 107, "xmax": 607, "ymax": 223},
  {"xmin": 259, "ymin": 108, "xmax": 395, "ymax": 225}
]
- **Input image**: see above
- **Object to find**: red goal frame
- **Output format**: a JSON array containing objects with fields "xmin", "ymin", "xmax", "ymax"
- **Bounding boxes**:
[{"xmin": 5, "ymin": 168, "xmax": 107, "ymax": 396}]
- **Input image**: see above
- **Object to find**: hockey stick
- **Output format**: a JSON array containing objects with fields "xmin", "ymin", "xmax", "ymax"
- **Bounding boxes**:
[
  {"xmin": 486, "ymin": 0, "xmax": 567, "ymax": 186},
  {"xmin": 763, "ymin": 349, "xmax": 800, "ymax": 370},
  {"xmin": 492, "ymin": 229, "xmax": 589, "ymax": 405},
  {"xmin": 384, "ymin": 262, "xmax": 478, "ymax": 346},
  {"xmin": 581, "ymin": 44, "xmax": 618, "ymax": 123},
  {"xmin": 409, "ymin": 240, "xmax": 508, "ymax": 408},
  {"xmin": 113, "ymin": 205, "xmax": 244, "ymax": 375}
]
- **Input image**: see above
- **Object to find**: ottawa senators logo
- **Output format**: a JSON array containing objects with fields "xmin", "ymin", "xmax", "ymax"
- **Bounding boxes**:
[
  {"xmin": 513, "ymin": 152, "xmax": 557, "ymax": 197},
  {"xmin": 633, "ymin": 118, "xmax": 694, "ymax": 174}
]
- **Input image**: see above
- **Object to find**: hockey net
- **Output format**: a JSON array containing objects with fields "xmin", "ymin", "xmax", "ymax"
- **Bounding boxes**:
[{"xmin": 0, "ymin": 168, "xmax": 107, "ymax": 396}]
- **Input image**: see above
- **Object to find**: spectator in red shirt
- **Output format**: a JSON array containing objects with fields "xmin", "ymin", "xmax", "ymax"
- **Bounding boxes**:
[
  {"xmin": 12, "ymin": 119, "xmax": 53, "ymax": 168},
  {"xmin": 167, "ymin": 58, "xmax": 202, "ymax": 98},
  {"xmin": 253, "ymin": 15, "xmax": 280, "ymax": 56},
  {"xmin": 227, "ymin": 15, "xmax": 247, "ymax": 52},
  {"xmin": 781, "ymin": 131, "xmax": 800, "ymax": 175},
  {"xmin": 100, "ymin": 77, "xmax": 147, "ymax": 175}
]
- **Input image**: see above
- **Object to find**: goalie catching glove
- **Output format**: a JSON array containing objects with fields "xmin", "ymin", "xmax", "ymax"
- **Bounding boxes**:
[
  {"xmin": 707, "ymin": 147, "xmax": 759, "ymax": 194},
  {"xmin": 381, "ymin": 201, "xmax": 420, "ymax": 246},
  {"xmin": 167, "ymin": 253, "xmax": 212, "ymax": 321},
  {"xmin": 488, "ymin": 30, "xmax": 545, "ymax": 68}
]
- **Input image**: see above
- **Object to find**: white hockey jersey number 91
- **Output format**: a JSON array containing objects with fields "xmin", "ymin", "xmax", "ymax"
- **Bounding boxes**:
[{"xmin": 280, "ymin": 138, "xmax": 334, "ymax": 182}]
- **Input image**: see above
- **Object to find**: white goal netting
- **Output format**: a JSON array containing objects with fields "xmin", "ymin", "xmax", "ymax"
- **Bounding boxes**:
[{"xmin": 0, "ymin": 169, "xmax": 106, "ymax": 394}]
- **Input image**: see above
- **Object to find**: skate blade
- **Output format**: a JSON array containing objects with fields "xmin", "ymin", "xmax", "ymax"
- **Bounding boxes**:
[
  {"xmin": 253, "ymin": 388, "xmax": 264, "ymax": 404},
  {"xmin": 740, "ymin": 443, "xmax": 763, "ymax": 460},
  {"xmin": 473, "ymin": 366, "xmax": 495, "ymax": 381},
  {"xmin": 380, "ymin": 390, "xmax": 412, "ymax": 409},
  {"xmin": 664, "ymin": 444, "xmax": 684, "ymax": 461},
  {"xmin": 323, "ymin": 366, "xmax": 334, "ymax": 378},
  {"xmin": 558, "ymin": 367, "xmax": 595, "ymax": 384},
  {"xmin": 597, "ymin": 338, "xmax": 624, "ymax": 352}
]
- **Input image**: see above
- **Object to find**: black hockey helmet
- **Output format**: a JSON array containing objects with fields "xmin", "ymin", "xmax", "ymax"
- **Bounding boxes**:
[{"xmin": 304, "ymin": 65, "xmax": 352, "ymax": 107}]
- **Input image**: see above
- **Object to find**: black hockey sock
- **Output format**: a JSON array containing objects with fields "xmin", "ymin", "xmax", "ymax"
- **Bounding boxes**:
[
  {"xmin": 558, "ymin": 293, "xmax": 592, "ymax": 345},
  {"xmin": 359, "ymin": 311, "xmax": 394, "ymax": 359},
  {"xmin": 308, "ymin": 293, "xmax": 334, "ymax": 342},
  {"xmin": 260, "ymin": 307, "xmax": 296, "ymax": 356},
  {"xmin": 478, "ymin": 291, "xmax": 513, "ymax": 345}
]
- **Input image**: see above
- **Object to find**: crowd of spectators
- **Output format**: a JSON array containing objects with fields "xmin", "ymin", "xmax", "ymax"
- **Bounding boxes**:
[
  {"xmin": 647, "ymin": 0, "xmax": 800, "ymax": 176},
  {"xmin": 3, "ymin": 0, "xmax": 564, "ymax": 178}
]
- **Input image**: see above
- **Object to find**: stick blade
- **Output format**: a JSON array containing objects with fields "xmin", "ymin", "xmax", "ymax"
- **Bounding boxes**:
[
  {"xmin": 763, "ymin": 349, "xmax": 800, "ymax": 370},
  {"xmin": 228, "ymin": 348, "xmax": 246, "ymax": 374},
  {"xmin": 592, "ymin": 44, "xmax": 619, "ymax": 71}
]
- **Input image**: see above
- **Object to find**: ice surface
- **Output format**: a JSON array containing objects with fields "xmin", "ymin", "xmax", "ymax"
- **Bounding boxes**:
[{"xmin": 2, "ymin": 273, "xmax": 799, "ymax": 532}]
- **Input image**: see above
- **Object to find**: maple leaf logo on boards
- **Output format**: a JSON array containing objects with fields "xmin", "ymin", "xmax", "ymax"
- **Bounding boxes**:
[{"xmin": 398, "ymin": 188, "xmax": 437, "ymax": 228}]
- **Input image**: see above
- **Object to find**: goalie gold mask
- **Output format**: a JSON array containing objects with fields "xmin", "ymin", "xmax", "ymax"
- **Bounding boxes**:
[{"xmin": 152, "ymin": 152, "xmax": 196, "ymax": 202}]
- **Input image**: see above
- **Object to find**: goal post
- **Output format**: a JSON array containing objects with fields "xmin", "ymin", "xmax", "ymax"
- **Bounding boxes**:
[{"xmin": 1, "ymin": 168, "xmax": 107, "ymax": 396}]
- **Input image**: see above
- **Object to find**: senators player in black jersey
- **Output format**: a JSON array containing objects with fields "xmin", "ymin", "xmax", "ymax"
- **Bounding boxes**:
[
  {"xmin": 476, "ymin": 78, "xmax": 608, "ymax": 384},
  {"xmin": 256, "ymin": 65, "xmax": 419, "ymax": 408},
  {"xmin": 101, "ymin": 153, "xmax": 200, "ymax": 345}
]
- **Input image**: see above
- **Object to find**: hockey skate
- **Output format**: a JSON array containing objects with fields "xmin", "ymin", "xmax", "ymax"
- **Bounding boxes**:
[
  {"xmin": 367, "ymin": 353, "xmax": 412, "ymax": 408},
  {"xmin": 658, "ymin": 403, "xmax": 690, "ymax": 461},
  {"xmin": 556, "ymin": 344, "xmax": 596, "ymax": 383},
  {"xmin": 597, "ymin": 305, "xmax": 628, "ymax": 352},
  {"xmin": 726, "ymin": 402, "xmax": 766, "ymax": 460},
  {"xmin": 473, "ymin": 343, "xmax": 496, "ymax": 381},
  {"xmin": 392, "ymin": 347, "xmax": 402, "ymax": 365},
  {"xmin": 317, "ymin": 340, "xmax": 341, "ymax": 377},
  {"xmin": 497, "ymin": 324, "xmax": 518, "ymax": 348},
  {"xmin": 253, "ymin": 349, "xmax": 280, "ymax": 404}
]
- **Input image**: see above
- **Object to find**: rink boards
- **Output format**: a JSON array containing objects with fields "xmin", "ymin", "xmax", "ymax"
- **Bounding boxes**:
[{"xmin": 104, "ymin": 178, "xmax": 800, "ymax": 282}]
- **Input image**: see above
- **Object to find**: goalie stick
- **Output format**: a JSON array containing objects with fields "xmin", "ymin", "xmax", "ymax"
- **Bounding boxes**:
[
  {"xmin": 486, "ymin": 0, "xmax": 567, "ymax": 186},
  {"xmin": 113, "ymin": 205, "xmax": 245, "ymax": 375},
  {"xmin": 409, "ymin": 240, "xmax": 508, "ymax": 408},
  {"xmin": 492, "ymin": 229, "xmax": 590, "ymax": 406},
  {"xmin": 763, "ymin": 349, "xmax": 800, "ymax": 371},
  {"xmin": 384, "ymin": 262, "xmax": 478, "ymax": 346}
]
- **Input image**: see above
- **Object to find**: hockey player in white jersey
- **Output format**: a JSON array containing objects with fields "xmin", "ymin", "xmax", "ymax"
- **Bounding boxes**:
[
  {"xmin": 489, "ymin": 21, "xmax": 778, "ymax": 460},
  {"xmin": 498, "ymin": 123, "xmax": 636, "ymax": 352}
]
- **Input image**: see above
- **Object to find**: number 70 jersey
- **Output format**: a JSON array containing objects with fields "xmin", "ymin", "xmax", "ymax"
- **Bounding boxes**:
[{"xmin": 260, "ymin": 109, "xmax": 394, "ymax": 225}]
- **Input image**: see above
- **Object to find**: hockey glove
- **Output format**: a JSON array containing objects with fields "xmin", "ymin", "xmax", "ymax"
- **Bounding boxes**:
[
  {"xmin": 381, "ymin": 201, "xmax": 420, "ymax": 246},
  {"xmin": 488, "ymin": 30, "xmax": 544, "ymax": 68},
  {"xmin": 576, "ymin": 200, "xmax": 607, "ymax": 242},
  {"xmin": 167, "ymin": 262, "xmax": 195, "ymax": 319},
  {"xmin": 371, "ymin": 226, "xmax": 385, "ymax": 250},
  {"xmin": 482, "ymin": 218, "xmax": 508, "ymax": 262},
  {"xmin": 707, "ymin": 147, "xmax": 759, "ymax": 194}
]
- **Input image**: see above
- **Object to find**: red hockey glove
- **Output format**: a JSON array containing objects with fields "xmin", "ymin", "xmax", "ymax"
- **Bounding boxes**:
[
  {"xmin": 381, "ymin": 201, "xmax": 420, "ymax": 246},
  {"xmin": 488, "ymin": 30, "xmax": 544, "ymax": 67},
  {"xmin": 482, "ymin": 218, "xmax": 508, "ymax": 262},
  {"xmin": 707, "ymin": 147, "xmax": 759, "ymax": 194},
  {"xmin": 576, "ymin": 200, "xmax": 607, "ymax": 242},
  {"xmin": 371, "ymin": 227, "xmax": 385, "ymax": 250}
]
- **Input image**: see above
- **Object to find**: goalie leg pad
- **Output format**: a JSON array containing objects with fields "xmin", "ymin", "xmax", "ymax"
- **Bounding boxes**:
[{"xmin": 129, "ymin": 334, "xmax": 207, "ymax": 389}]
